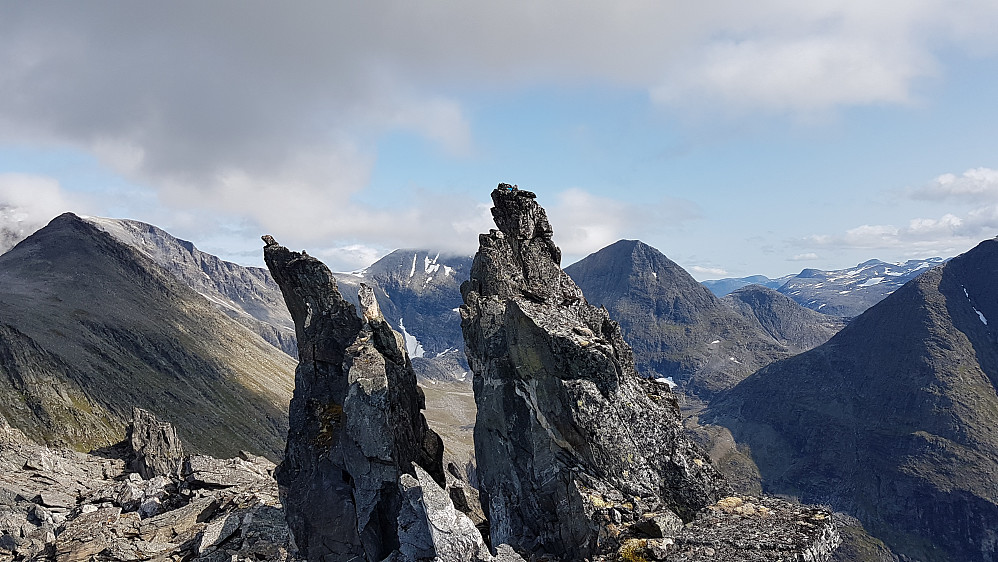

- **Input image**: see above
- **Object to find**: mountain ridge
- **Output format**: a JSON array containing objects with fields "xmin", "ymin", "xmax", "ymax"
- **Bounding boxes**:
[
  {"xmin": 704, "ymin": 257, "xmax": 947, "ymax": 318},
  {"xmin": 704, "ymin": 237, "xmax": 998, "ymax": 561},
  {"xmin": 565, "ymin": 239, "xmax": 793, "ymax": 397},
  {"xmin": 0, "ymin": 213, "xmax": 296, "ymax": 458}
]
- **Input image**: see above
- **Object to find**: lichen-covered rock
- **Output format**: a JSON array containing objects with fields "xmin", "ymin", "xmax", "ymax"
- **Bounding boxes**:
[
  {"xmin": 607, "ymin": 495, "xmax": 841, "ymax": 561},
  {"xmin": 184, "ymin": 453, "xmax": 274, "ymax": 488},
  {"xmin": 264, "ymin": 237, "xmax": 447, "ymax": 561},
  {"xmin": 460, "ymin": 185, "xmax": 728, "ymax": 560}
]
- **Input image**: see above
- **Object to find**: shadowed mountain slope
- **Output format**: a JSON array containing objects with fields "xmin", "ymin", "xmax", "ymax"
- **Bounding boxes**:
[
  {"xmin": 565, "ymin": 239, "xmax": 791, "ymax": 397},
  {"xmin": 85, "ymin": 217, "xmax": 298, "ymax": 357},
  {"xmin": 0, "ymin": 213, "xmax": 295, "ymax": 458},
  {"xmin": 704, "ymin": 237, "xmax": 998, "ymax": 561},
  {"xmin": 722, "ymin": 284, "xmax": 844, "ymax": 353},
  {"xmin": 84, "ymin": 219, "xmax": 473, "ymax": 382}
]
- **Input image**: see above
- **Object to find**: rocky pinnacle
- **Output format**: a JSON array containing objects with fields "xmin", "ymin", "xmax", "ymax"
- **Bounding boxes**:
[
  {"xmin": 460, "ymin": 185, "xmax": 728, "ymax": 560},
  {"xmin": 263, "ymin": 236, "xmax": 446, "ymax": 561}
]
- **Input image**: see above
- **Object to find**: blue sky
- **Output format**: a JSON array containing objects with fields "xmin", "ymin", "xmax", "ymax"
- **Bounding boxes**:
[{"xmin": 1, "ymin": 2, "xmax": 997, "ymax": 279}]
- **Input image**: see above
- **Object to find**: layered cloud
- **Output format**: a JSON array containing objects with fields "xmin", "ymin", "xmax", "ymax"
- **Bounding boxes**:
[
  {"xmin": 548, "ymin": 188, "xmax": 701, "ymax": 261},
  {"xmin": 0, "ymin": 174, "xmax": 90, "ymax": 252},
  {"xmin": 690, "ymin": 265, "xmax": 729, "ymax": 277},
  {"xmin": 2, "ymin": 2, "xmax": 998, "ymax": 259},
  {"xmin": 789, "ymin": 253, "xmax": 820, "ymax": 261},
  {"xmin": 803, "ymin": 166, "xmax": 998, "ymax": 258},
  {"xmin": 910, "ymin": 167, "xmax": 998, "ymax": 202}
]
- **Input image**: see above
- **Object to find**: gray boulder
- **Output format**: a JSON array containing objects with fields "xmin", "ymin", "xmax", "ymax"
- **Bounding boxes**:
[
  {"xmin": 395, "ymin": 464, "xmax": 493, "ymax": 562},
  {"xmin": 460, "ymin": 185, "xmax": 728, "ymax": 560},
  {"xmin": 264, "ymin": 237, "xmax": 448, "ymax": 561},
  {"xmin": 128, "ymin": 407, "xmax": 184, "ymax": 479}
]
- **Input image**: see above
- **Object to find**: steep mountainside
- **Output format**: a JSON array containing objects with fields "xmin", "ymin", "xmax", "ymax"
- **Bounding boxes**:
[
  {"xmin": 0, "ymin": 213, "xmax": 295, "ymax": 458},
  {"xmin": 363, "ymin": 249, "xmax": 471, "ymax": 356},
  {"xmin": 722, "ymin": 285, "xmax": 844, "ymax": 353},
  {"xmin": 82, "ymin": 219, "xmax": 472, "ymax": 381},
  {"xmin": 85, "ymin": 217, "xmax": 298, "ymax": 357},
  {"xmin": 704, "ymin": 238, "xmax": 998, "ymax": 561},
  {"xmin": 565, "ymin": 240, "xmax": 791, "ymax": 397}
]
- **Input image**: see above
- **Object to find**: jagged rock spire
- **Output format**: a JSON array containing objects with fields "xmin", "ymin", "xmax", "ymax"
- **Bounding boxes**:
[
  {"xmin": 263, "ymin": 236, "xmax": 448, "ymax": 562},
  {"xmin": 460, "ymin": 185, "xmax": 728, "ymax": 560}
]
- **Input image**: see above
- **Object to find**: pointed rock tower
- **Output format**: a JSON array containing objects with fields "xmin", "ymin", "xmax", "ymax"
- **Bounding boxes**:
[
  {"xmin": 264, "ymin": 237, "xmax": 448, "ymax": 561},
  {"xmin": 460, "ymin": 185, "xmax": 728, "ymax": 559}
]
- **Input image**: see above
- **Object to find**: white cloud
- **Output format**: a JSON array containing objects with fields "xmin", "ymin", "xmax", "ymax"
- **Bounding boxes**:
[
  {"xmin": 789, "ymin": 252, "xmax": 819, "ymax": 261},
  {"xmin": 547, "ymin": 188, "xmax": 700, "ymax": 260},
  {"xmin": 690, "ymin": 265, "xmax": 729, "ymax": 277},
  {"xmin": 653, "ymin": 35, "xmax": 922, "ymax": 113},
  {"xmin": 910, "ymin": 167, "xmax": 998, "ymax": 202},
  {"xmin": 315, "ymin": 244, "xmax": 388, "ymax": 273},
  {"xmin": 0, "ymin": 174, "xmax": 91, "ymax": 252},
  {"xmin": 800, "ymin": 165, "xmax": 998, "ymax": 262},
  {"xmin": 804, "ymin": 207, "xmax": 998, "ymax": 255}
]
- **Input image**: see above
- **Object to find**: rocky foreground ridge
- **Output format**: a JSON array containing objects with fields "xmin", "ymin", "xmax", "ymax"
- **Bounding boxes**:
[{"xmin": 0, "ymin": 408, "xmax": 295, "ymax": 561}]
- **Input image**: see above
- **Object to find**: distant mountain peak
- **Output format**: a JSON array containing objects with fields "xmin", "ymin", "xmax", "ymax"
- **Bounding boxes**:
[
  {"xmin": 566, "ymin": 239, "xmax": 791, "ymax": 396},
  {"xmin": 704, "ymin": 256, "xmax": 949, "ymax": 317}
]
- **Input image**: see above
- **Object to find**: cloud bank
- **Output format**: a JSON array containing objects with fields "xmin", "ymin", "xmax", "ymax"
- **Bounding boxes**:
[
  {"xmin": 0, "ymin": 174, "xmax": 89, "ymax": 252},
  {"xmin": 802, "ymin": 168, "xmax": 998, "ymax": 259},
  {"xmin": 2, "ymin": 2, "xmax": 998, "ymax": 264}
]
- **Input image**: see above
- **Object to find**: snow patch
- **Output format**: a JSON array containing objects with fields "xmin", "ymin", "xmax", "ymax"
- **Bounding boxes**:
[
  {"xmin": 443, "ymin": 265, "xmax": 454, "ymax": 276},
  {"xmin": 963, "ymin": 286, "xmax": 970, "ymax": 298},
  {"xmin": 729, "ymin": 357, "xmax": 741, "ymax": 364},
  {"xmin": 859, "ymin": 277, "xmax": 884, "ymax": 287},
  {"xmin": 651, "ymin": 272, "xmax": 658, "ymax": 279},
  {"xmin": 397, "ymin": 318, "xmax": 425, "ymax": 358},
  {"xmin": 409, "ymin": 254, "xmax": 417, "ymax": 279},
  {"xmin": 975, "ymin": 308, "xmax": 988, "ymax": 325},
  {"xmin": 424, "ymin": 254, "xmax": 441, "ymax": 275},
  {"xmin": 654, "ymin": 377, "xmax": 677, "ymax": 389},
  {"xmin": 710, "ymin": 340, "xmax": 720, "ymax": 345}
]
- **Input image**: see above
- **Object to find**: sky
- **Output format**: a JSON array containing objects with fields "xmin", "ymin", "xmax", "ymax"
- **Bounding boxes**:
[{"xmin": 1, "ymin": 1, "xmax": 998, "ymax": 280}]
